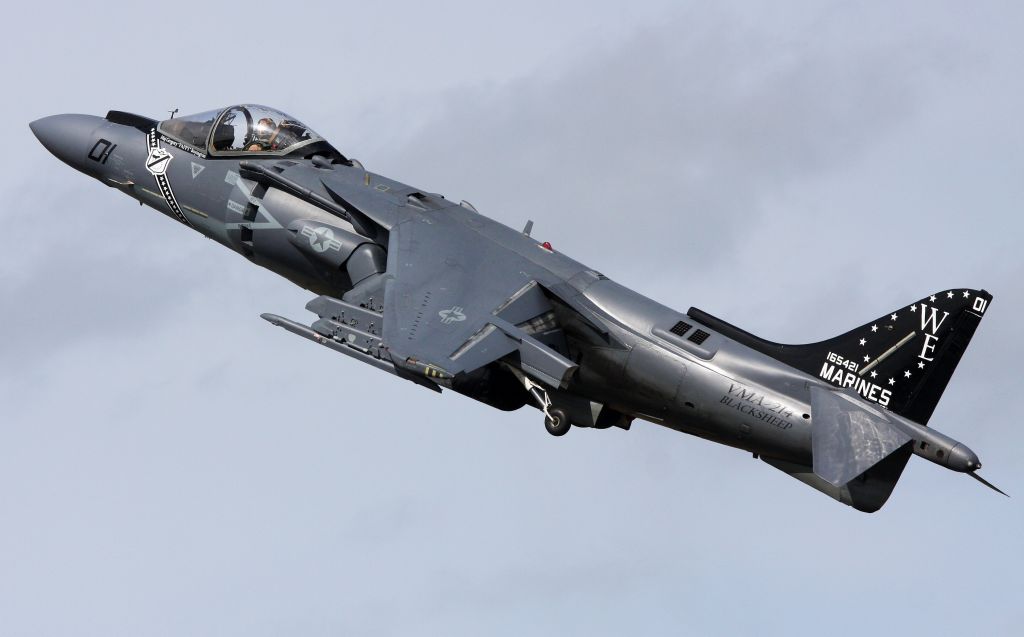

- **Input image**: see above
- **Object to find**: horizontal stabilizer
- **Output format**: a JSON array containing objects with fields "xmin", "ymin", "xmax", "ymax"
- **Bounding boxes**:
[
  {"xmin": 763, "ymin": 447, "xmax": 913, "ymax": 513},
  {"xmin": 811, "ymin": 386, "xmax": 911, "ymax": 487}
]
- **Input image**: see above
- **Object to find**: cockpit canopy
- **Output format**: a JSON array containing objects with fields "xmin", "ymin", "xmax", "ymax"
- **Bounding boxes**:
[{"xmin": 158, "ymin": 105, "xmax": 329, "ymax": 157}]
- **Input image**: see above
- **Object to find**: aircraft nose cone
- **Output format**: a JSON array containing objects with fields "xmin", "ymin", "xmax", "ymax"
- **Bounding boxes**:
[
  {"xmin": 30, "ymin": 114, "xmax": 105, "ymax": 169},
  {"xmin": 948, "ymin": 443, "xmax": 982, "ymax": 473}
]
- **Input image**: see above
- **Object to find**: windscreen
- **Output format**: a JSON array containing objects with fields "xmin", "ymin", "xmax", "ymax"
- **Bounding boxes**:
[{"xmin": 157, "ymin": 109, "xmax": 221, "ymax": 148}]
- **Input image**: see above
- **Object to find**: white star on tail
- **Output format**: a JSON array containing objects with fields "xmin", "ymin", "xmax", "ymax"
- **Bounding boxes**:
[
  {"xmin": 888, "ymin": 378, "xmax": 895, "ymax": 386},
  {"xmin": 863, "ymin": 355, "xmax": 870, "ymax": 362},
  {"xmin": 871, "ymin": 324, "xmax": 878, "ymax": 332},
  {"xmin": 963, "ymin": 290, "xmax": 970, "ymax": 298},
  {"xmin": 890, "ymin": 313, "xmax": 898, "ymax": 321},
  {"xmin": 929, "ymin": 295, "xmax": 937, "ymax": 302},
  {"xmin": 918, "ymin": 361, "xmax": 925, "ymax": 369},
  {"xmin": 870, "ymin": 371, "xmax": 878, "ymax": 378},
  {"xmin": 947, "ymin": 291, "xmax": 955, "ymax": 299},
  {"xmin": 904, "ymin": 370, "xmax": 912, "ymax": 378}
]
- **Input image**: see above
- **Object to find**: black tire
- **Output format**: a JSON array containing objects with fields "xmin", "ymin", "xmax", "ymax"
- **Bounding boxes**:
[{"xmin": 545, "ymin": 408, "xmax": 571, "ymax": 437}]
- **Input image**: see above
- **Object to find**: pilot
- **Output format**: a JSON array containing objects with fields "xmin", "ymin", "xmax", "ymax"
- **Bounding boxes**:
[{"xmin": 246, "ymin": 117, "xmax": 279, "ymax": 152}]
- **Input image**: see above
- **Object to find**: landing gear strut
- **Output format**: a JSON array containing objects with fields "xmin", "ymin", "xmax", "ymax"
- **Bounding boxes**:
[{"xmin": 523, "ymin": 376, "xmax": 572, "ymax": 437}]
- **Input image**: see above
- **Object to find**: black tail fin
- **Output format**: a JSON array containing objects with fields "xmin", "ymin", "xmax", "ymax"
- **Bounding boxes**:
[{"xmin": 690, "ymin": 289, "xmax": 992, "ymax": 424}]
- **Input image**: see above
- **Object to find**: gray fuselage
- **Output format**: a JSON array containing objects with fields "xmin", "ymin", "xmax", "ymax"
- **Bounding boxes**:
[{"xmin": 58, "ymin": 114, "xmax": 813, "ymax": 464}]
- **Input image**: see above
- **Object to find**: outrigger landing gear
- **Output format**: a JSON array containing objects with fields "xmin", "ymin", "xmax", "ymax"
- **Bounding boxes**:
[{"xmin": 523, "ymin": 376, "xmax": 572, "ymax": 437}]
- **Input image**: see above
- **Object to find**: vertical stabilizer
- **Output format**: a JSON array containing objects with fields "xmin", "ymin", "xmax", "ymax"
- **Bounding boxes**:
[{"xmin": 690, "ymin": 288, "xmax": 992, "ymax": 423}]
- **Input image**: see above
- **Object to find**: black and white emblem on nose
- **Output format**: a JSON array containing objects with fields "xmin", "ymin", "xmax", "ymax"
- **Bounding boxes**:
[{"xmin": 145, "ymin": 147, "xmax": 172, "ymax": 176}]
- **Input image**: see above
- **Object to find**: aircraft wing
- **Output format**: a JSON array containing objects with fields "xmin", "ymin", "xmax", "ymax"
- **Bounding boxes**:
[
  {"xmin": 378, "ymin": 199, "xmax": 579, "ymax": 386},
  {"xmin": 264, "ymin": 178, "xmax": 580, "ymax": 390}
]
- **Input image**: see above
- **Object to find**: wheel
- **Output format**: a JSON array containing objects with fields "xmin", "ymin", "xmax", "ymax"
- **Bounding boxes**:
[{"xmin": 544, "ymin": 408, "xmax": 571, "ymax": 437}]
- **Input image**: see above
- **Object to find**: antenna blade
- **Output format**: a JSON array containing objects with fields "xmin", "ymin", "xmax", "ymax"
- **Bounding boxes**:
[{"xmin": 969, "ymin": 472, "xmax": 1009, "ymax": 497}]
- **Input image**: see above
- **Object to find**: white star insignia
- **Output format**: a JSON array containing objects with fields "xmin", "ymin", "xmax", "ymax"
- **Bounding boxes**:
[
  {"xmin": 863, "ymin": 355, "xmax": 870, "ymax": 362},
  {"xmin": 918, "ymin": 361, "xmax": 925, "ymax": 369},
  {"xmin": 890, "ymin": 313, "xmax": 898, "ymax": 321},
  {"xmin": 929, "ymin": 295, "xmax": 936, "ymax": 302},
  {"xmin": 963, "ymin": 290, "xmax": 970, "ymax": 298},
  {"xmin": 888, "ymin": 378, "xmax": 895, "ymax": 386},
  {"xmin": 947, "ymin": 291, "xmax": 954, "ymax": 299},
  {"xmin": 870, "ymin": 371, "xmax": 878, "ymax": 378},
  {"xmin": 871, "ymin": 324, "xmax": 878, "ymax": 332},
  {"xmin": 910, "ymin": 305, "xmax": 917, "ymax": 313},
  {"xmin": 904, "ymin": 370, "xmax": 912, "ymax": 378},
  {"xmin": 859, "ymin": 338, "xmax": 866, "ymax": 346}
]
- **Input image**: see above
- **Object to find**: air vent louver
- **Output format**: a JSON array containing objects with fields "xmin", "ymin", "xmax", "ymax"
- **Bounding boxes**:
[
  {"xmin": 669, "ymin": 321, "xmax": 692, "ymax": 336},
  {"xmin": 689, "ymin": 329, "xmax": 710, "ymax": 345}
]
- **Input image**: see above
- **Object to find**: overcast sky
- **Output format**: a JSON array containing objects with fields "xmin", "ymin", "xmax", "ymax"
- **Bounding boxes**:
[{"xmin": 2, "ymin": 2, "xmax": 1022, "ymax": 635}]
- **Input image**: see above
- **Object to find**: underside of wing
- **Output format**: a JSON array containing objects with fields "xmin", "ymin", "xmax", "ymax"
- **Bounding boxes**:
[
  {"xmin": 256, "ymin": 166, "xmax": 587, "ymax": 395},
  {"xmin": 382, "ymin": 211, "xmax": 577, "ymax": 386}
]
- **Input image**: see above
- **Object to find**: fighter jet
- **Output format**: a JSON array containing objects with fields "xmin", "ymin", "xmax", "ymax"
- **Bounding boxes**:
[{"xmin": 30, "ymin": 105, "xmax": 1004, "ymax": 512}]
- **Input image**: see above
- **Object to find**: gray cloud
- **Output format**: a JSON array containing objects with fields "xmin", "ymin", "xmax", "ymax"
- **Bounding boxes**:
[{"xmin": 377, "ymin": 9, "xmax": 959, "ymax": 284}]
